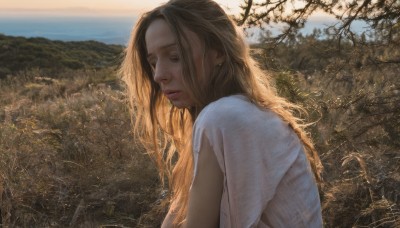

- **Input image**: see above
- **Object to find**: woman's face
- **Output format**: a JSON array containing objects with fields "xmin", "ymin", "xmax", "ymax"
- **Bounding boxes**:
[{"xmin": 145, "ymin": 18, "xmax": 219, "ymax": 108}]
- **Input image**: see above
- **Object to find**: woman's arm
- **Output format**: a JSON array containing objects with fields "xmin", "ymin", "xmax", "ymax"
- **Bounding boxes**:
[
  {"xmin": 183, "ymin": 137, "xmax": 223, "ymax": 228},
  {"xmin": 161, "ymin": 202, "xmax": 177, "ymax": 228},
  {"xmin": 161, "ymin": 212, "xmax": 174, "ymax": 228}
]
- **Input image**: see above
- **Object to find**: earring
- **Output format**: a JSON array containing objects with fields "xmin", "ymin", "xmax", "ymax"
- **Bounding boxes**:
[{"xmin": 217, "ymin": 63, "xmax": 222, "ymax": 67}]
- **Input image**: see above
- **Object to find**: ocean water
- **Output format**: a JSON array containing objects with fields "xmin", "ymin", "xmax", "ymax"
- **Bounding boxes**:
[
  {"xmin": 0, "ymin": 16, "xmax": 367, "ymax": 45},
  {"xmin": 0, "ymin": 16, "xmax": 136, "ymax": 45}
]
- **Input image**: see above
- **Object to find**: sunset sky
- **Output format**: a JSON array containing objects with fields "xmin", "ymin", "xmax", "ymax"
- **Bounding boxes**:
[
  {"xmin": 0, "ymin": 0, "xmax": 242, "ymax": 16},
  {"xmin": 0, "ymin": 0, "xmax": 342, "ymax": 45}
]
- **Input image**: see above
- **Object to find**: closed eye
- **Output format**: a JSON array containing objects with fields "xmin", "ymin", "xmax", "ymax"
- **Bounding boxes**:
[{"xmin": 170, "ymin": 55, "xmax": 180, "ymax": 62}]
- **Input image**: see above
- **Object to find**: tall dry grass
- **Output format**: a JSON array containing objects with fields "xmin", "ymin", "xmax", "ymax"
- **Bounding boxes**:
[
  {"xmin": 0, "ymin": 69, "xmax": 162, "ymax": 227},
  {"xmin": 273, "ymin": 56, "xmax": 400, "ymax": 227},
  {"xmin": 0, "ymin": 46, "xmax": 399, "ymax": 227}
]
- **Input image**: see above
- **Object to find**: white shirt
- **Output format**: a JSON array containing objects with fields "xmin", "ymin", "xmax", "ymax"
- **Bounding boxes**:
[{"xmin": 192, "ymin": 95, "xmax": 322, "ymax": 227}]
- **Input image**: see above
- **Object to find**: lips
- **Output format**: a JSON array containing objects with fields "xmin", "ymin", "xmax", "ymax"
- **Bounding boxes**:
[{"xmin": 163, "ymin": 90, "xmax": 181, "ymax": 100}]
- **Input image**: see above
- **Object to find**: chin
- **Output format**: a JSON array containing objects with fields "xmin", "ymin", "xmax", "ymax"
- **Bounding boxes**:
[{"xmin": 171, "ymin": 101, "xmax": 193, "ymax": 109}]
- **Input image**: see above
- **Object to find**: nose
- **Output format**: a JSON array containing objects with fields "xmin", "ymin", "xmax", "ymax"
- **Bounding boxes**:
[{"xmin": 153, "ymin": 61, "xmax": 169, "ymax": 84}]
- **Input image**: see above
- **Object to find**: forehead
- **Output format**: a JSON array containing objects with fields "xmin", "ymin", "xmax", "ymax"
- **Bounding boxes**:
[
  {"xmin": 145, "ymin": 18, "xmax": 204, "ymax": 55},
  {"xmin": 145, "ymin": 19, "xmax": 176, "ymax": 54}
]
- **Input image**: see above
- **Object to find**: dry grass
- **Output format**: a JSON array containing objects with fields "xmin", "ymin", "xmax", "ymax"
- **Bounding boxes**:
[
  {"xmin": 0, "ymin": 60, "xmax": 399, "ymax": 227},
  {"xmin": 0, "ymin": 69, "xmax": 162, "ymax": 227},
  {"xmin": 295, "ymin": 62, "xmax": 400, "ymax": 227}
]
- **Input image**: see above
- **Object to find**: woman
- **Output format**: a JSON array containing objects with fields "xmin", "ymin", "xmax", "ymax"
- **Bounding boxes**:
[{"xmin": 121, "ymin": 0, "xmax": 323, "ymax": 227}]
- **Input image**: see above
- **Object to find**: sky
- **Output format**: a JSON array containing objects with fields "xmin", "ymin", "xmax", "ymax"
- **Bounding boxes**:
[
  {"xmin": 1, "ymin": 0, "xmax": 356, "ymax": 44},
  {"xmin": 0, "ymin": 0, "xmax": 334, "ymax": 22},
  {"xmin": 0, "ymin": 0, "xmax": 242, "ymax": 17}
]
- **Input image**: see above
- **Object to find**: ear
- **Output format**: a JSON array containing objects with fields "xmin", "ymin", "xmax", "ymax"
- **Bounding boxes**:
[{"xmin": 208, "ymin": 48, "xmax": 225, "ymax": 66}]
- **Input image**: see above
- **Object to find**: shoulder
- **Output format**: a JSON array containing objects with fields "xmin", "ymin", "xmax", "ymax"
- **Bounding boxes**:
[
  {"xmin": 194, "ymin": 94, "xmax": 288, "ymax": 135},
  {"xmin": 195, "ymin": 94, "xmax": 247, "ymax": 126}
]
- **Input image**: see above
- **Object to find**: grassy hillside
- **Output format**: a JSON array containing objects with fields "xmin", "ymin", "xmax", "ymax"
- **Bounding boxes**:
[
  {"xmin": 0, "ymin": 34, "xmax": 399, "ymax": 227},
  {"xmin": 0, "ymin": 69, "xmax": 162, "ymax": 227},
  {"xmin": 0, "ymin": 34, "xmax": 124, "ymax": 79}
]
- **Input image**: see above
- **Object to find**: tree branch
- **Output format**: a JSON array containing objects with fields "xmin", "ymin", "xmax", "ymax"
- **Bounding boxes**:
[{"xmin": 238, "ymin": 0, "xmax": 253, "ymax": 26}]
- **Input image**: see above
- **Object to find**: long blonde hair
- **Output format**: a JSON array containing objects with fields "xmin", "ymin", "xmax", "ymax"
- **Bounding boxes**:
[{"xmin": 120, "ymin": 0, "xmax": 323, "ymax": 225}]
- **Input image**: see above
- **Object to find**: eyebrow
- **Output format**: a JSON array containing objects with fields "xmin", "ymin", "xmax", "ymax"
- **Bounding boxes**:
[{"xmin": 147, "ymin": 43, "xmax": 177, "ymax": 58}]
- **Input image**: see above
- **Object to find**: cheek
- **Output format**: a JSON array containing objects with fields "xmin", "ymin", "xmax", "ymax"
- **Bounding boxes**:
[{"xmin": 174, "ymin": 68, "xmax": 185, "ymax": 84}]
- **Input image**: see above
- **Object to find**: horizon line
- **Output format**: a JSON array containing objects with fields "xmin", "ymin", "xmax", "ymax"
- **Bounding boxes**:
[{"xmin": 0, "ymin": 7, "xmax": 142, "ymax": 17}]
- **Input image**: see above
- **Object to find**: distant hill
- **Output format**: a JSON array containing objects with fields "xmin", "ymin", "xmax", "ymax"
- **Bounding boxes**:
[{"xmin": 0, "ymin": 34, "xmax": 124, "ymax": 78}]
